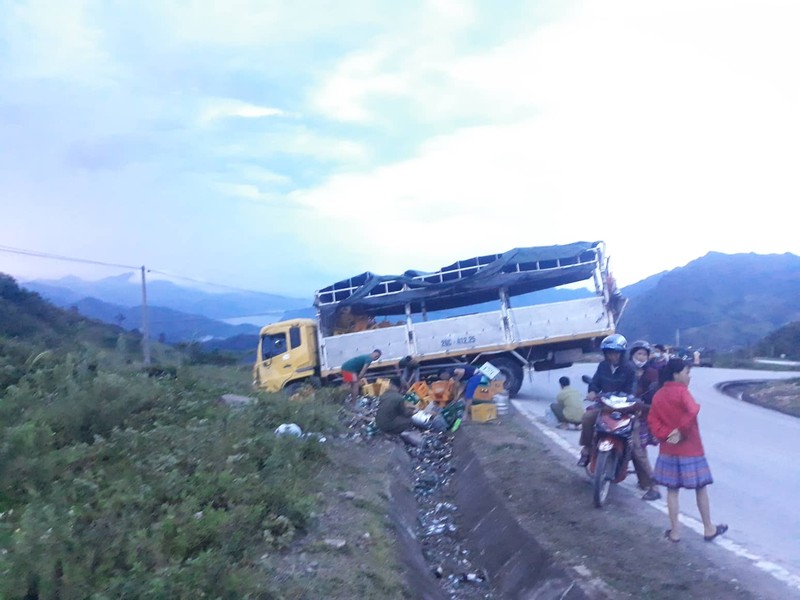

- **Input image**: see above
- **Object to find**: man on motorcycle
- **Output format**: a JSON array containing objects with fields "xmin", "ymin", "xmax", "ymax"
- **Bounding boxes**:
[
  {"xmin": 576, "ymin": 334, "xmax": 635, "ymax": 467},
  {"xmin": 629, "ymin": 340, "xmax": 662, "ymax": 501}
]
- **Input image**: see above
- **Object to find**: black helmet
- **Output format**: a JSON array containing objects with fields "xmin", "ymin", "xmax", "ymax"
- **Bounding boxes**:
[
  {"xmin": 629, "ymin": 340, "xmax": 651, "ymax": 356},
  {"xmin": 600, "ymin": 334, "xmax": 627, "ymax": 352}
]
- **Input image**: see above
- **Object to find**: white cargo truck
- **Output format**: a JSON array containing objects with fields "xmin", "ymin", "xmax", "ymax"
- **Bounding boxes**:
[{"xmin": 253, "ymin": 241, "xmax": 625, "ymax": 397}]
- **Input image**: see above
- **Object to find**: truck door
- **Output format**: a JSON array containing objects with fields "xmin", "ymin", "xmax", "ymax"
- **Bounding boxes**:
[
  {"xmin": 256, "ymin": 331, "xmax": 289, "ymax": 391},
  {"xmin": 286, "ymin": 324, "xmax": 318, "ymax": 382}
]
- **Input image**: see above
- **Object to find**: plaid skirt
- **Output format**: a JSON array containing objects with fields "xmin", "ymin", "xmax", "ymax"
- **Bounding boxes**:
[{"xmin": 653, "ymin": 454, "xmax": 714, "ymax": 489}]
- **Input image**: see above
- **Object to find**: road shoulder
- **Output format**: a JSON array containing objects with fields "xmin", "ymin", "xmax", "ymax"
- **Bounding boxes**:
[{"xmin": 460, "ymin": 411, "xmax": 794, "ymax": 600}]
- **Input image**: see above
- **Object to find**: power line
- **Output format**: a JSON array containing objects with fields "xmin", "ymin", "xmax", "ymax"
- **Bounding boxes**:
[
  {"xmin": 0, "ymin": 244, "xmax": 139, "ymax": 270},
  {"xmin": 0, "ymin": 244, "xmax": 279, "ymax": 296},
  {"xmin": 146, "ymin": 268, "xmax": 272, "ymax": 295}
]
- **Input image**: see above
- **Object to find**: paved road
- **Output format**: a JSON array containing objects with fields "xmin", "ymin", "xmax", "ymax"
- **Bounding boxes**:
[{"xmin": 512, "ymin": 364, "xmax": 800, "ymax": 593}]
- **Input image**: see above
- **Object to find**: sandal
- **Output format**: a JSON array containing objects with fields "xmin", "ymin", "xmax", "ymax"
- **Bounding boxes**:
[
  {"xmin": 704, "ymin": 524, "xmax": 728, "ymax": 542},
  {"xmin": 642, "ymin": 489, "xmax": 662, "ymax": 501},
  {"xmin": 664, "ymin": 529, "xmax": 680, "ymax": 543}
]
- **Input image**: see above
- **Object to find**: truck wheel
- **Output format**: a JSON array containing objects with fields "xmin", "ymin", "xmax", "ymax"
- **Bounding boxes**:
[
  {"xmin": 488, "ymin": 357, "xmax": 524, "ymax": 398},
  {"xmin": 283, "ymin": 380, "xmax": 309, "ymax": 395}
]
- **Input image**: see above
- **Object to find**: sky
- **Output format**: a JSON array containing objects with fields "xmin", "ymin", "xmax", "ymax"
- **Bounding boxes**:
[{"xmin": 1, "ymin": 0, "xmax": 799, "ymax": 299}]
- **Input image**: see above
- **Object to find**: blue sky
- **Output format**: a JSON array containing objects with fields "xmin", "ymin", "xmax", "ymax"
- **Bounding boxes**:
[{"xmin": 1, "ymin": 0, "xmax": 799, "ymax": 298}]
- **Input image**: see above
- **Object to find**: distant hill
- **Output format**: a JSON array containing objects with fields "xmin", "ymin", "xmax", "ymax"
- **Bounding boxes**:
[
  {"xmin": 18, "ymin": 251, "xmax": 800, "ymax": 353},
  {"xmin": 619, "ymin": 271, "xmax": 665, "ymax": 299},
  {"xmin": 755, "ymin": 321, "xmax": 800, "ymax": 360},
  {"xmin": 21, "ymin": 273, "xmax": 303, "ymax": 343},
  {"xmin": 0, "ymin": 273, "xmax": 135, "ymax": 352},
  {"xmin": 24, "ymin": 273, "xmax": 308, "ymax": 320},
  {"xmin": 69, "ymin": 297, "xmax": 259, "ymax": 344},
  {"xmin": 618, "ymin": 252, "xmax": 800, "ymax": 351}
]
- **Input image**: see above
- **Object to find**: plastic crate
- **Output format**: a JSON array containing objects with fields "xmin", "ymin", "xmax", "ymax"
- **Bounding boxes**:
[
  {"xmin": 470, "ymin": 403, "xmax": 497, "ymax": 423},
  {"xmin": 429, "ymin": 380, "xmax": 454, "ymax": 405}
]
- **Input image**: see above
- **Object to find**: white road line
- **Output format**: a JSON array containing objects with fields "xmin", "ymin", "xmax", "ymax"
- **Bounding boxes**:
[{"xmin": 512, "ymin": 400, "xmax": 800, "ymax": 592}]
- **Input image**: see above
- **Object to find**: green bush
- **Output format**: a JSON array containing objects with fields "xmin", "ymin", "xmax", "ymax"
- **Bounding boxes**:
[{"xmin": 0, "ymin": 347, "xmax": 342, "ymax": 599}]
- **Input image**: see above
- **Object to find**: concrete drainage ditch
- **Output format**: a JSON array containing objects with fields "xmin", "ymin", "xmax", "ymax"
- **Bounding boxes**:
[{"xmin": 387, "ymin": 428, "xmax": 608, "ymax": 600}]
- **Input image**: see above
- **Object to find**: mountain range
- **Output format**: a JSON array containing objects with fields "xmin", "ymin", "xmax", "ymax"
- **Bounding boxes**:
[
  {"xmin": 14, "ymin": 250, "xmax": 800, "ymax": 352},
  {"xmin": 21, "ymin": 273, "xmax": 308, "ymax": 343},
  {"xmin": 618, "ymin": 251, "xmax": 800, "ymax": 350}
]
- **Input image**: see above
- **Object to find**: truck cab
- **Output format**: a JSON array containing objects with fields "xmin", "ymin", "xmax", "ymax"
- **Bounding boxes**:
[{"xmin": 252, "ymin": 318, "xmax": 319, "ymax": 393}]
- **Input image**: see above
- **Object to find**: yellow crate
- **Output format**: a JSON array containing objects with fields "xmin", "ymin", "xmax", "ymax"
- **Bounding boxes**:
[
  {"xmin": 374, "ymin": 378, "xmax": 391, "ymax": 396},
  {"xmin": 470, "ymin": 403, "xmax": 497, "ymax": 423},
  {"xmin": 473, "ymin": 385, "xmax": 494, "ymax": 401},
  {"xmin": 409, "ymin": 381, "xmax": 432, "ymax": 401},
  {"xmin": 489, "ymin": 379, "xmax": 506, "ymax": 395},
  {"xmin": 361, "ymin": 378, "xmax": 393, "ymax": 397}
]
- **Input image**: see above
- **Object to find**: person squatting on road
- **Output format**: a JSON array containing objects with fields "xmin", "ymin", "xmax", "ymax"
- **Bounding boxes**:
[
  {"xmin": 551, "ymin": 376, "xmax": 584, "ymax": 428},
  {"xmin": 648, "ymin": 358, "xmax": 728, "ymax": 543},
  {"xmin": 629, "ymin": 340, "xmax": 662, "ymax": 501},
  {"xmin": 577, "ymin": 334, "xmax": 635, "ymax": 468},
  {"xmin": 375, "ymin": 378, "xmax": 415, "ymax": 434},
  {"xmin": 341, "ymin": 349, "xmax": 381, "ymax": 401}
]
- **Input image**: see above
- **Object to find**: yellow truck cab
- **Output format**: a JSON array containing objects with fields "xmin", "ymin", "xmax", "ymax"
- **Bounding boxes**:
[{"xmin": 252, "ymin": 318, "xmax": 318, "ymax": 393}]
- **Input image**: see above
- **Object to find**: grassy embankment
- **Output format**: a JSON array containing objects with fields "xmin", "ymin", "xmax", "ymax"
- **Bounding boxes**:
[{"xmin": 0, "ymin": 336, "xmax": 347, "ymax": 599}]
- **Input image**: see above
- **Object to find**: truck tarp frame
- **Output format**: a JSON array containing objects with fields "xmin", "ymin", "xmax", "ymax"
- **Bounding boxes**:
[{"xmin": 316, "ymin": 241, "xmax": 604, "ymax": 328}]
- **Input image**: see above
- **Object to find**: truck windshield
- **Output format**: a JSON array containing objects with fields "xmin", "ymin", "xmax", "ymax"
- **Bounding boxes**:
[{"xmin": 261, "ymin": 333, "xmax": 288, "ymax": 361}]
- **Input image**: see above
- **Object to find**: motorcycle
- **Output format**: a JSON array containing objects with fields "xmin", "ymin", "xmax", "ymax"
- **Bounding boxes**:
[{"xmin": 581, "ymin": 376, "xmax": 638, "ymax": 507}]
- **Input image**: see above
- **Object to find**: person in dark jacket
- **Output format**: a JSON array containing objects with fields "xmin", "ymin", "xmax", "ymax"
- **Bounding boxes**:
[
  {"xmin": 629, "ymin": 340, "xmax": 661, "ymax": 501},
  {"xmin": 397, "ymin": 355, "xmax": 420, "ymax": 390},
  {"xmin": 375, "ymin": 378, "xmax": 415, "ymax": 434},
  {"xmin": 577, "ymin": 334, "xmax": 635, "ymax": 467}
]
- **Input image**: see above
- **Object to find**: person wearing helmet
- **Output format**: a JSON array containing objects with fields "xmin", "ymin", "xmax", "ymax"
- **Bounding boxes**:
[
  {"xmin": 629, "ymin": 340, "xmax": 662, "ymax": 501},
  {"xmin": 576, "ymin": 334, "xmax": 636, "ymax": 467}
]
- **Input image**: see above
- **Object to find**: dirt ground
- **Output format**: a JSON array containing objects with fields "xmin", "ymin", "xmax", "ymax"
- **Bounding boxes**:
[
  {"xmin": 461, "ymin": 416, "xmax": 755, "ymax": 599},
  {"xmin": 268, "ymin": 430, "xmax": 416, "ymax": 599},
  {"xmin": 737, "ymin": 377, "xmax": 800, "ymax": 417},
  {"xmin": 271, "ymin": 381, "xmax": 799, "ymax": 599}
]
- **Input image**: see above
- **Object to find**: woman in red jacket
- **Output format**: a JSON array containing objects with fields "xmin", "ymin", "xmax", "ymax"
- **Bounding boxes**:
[{"xmin": 648, "ymin": 358, "xmax": 728, "ymax": 543}]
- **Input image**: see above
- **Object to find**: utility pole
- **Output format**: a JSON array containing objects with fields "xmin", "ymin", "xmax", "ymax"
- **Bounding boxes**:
[{"xmin": 141, "ymin": 266, "xmax": 151, "ymax": 366}]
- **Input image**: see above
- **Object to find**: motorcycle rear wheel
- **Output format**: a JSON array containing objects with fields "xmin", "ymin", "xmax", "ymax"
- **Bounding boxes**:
[{"xmin": 593, "ymin": 449, "xmax": 617, "ymax": 508}]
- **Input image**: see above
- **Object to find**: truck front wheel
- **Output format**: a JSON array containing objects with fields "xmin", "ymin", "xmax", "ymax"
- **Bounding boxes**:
[{"xmin": 488, "ymin": 357, "xmax": 524, "ymax": 398}]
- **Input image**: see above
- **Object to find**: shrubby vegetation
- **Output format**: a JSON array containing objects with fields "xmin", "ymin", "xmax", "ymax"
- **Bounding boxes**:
[
  {"xmin": 755, "ymin": 321, "xmax": 800, "ymax": 360},
  {"xmin": 0, "ymin": 275, "xmax": 343, "ymax": 599}
]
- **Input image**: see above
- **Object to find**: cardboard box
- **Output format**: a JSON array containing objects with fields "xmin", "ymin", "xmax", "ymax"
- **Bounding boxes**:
[
  {"xmin": 471, "ymin": 403, "xmax": 497, "ymax": 422},
  {"xmin": 478, "ymin": 362, "xmax": 501, "ymax": 380}
]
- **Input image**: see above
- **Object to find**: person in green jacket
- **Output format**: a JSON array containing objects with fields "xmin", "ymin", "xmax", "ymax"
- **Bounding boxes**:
[
  {"xmin": 375, "ymin": 378, "xmax": 415, "ymax": 434},
  {"xmin": 341, "ymin": 349, "xmax": 382, "ymax": 401},
  {"xmin": 551, "ymin": 376, "xmax": 584, "ymax": 428}
]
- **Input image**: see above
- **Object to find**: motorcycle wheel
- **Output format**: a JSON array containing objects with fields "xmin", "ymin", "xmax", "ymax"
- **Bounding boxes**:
[{"xmin": 593, "ymin": 449, "xmax": 618, "ymax": 508}]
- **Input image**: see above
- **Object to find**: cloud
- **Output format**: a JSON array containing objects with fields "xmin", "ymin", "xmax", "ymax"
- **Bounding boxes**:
[
  {"xmin": 65, "ymin": 134, "xmax": 152, "ymax": 171},
  {"xmin": 199, "ymin": 98, "xmax": 289, "ymax": 124},
  {"xmin": 292, "ymin": 0, "xmax": 800, "ymax": 287},
  {"xmin": 0, "ymin": 0, "xmax": 118, "ymax": 84},
  {"xmin": 2, "ymin": 0, "xmax": 799, "ymax": 298}
]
